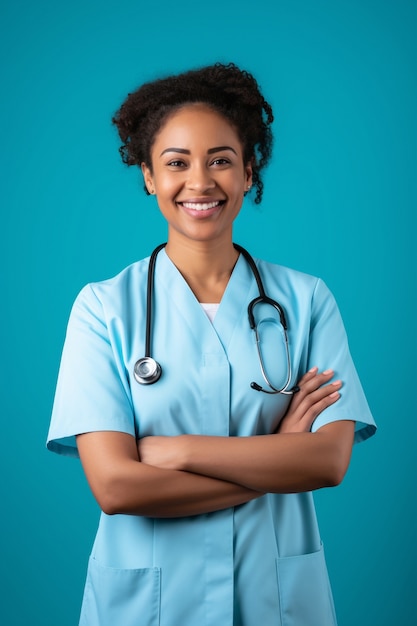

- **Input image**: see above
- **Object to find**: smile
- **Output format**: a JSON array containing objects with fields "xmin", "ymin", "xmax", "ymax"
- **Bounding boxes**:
[{"xmin": 180, "ymin": 201, "xmax": 224, "ymax": 211}]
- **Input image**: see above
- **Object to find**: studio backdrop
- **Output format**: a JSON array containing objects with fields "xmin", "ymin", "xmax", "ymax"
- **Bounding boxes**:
[{"xmin": 1, "ymin": 1, "xmax": 416, "ymax": 624}]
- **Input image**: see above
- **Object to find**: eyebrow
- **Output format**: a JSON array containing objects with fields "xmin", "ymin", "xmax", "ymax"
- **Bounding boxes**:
[{"xmin": 159, "ymin": 146, "xmax": 238, "ymax": 157}]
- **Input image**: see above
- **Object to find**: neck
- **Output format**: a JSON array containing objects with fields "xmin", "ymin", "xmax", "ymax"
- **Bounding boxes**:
[{"xmin": 164, "ymin": 237, "xmax": 239, "ymax": 303}]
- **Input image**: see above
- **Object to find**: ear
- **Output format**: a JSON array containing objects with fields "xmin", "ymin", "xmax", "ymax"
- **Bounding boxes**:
[
  {"xmin": 141, "ymin": 163, "xmax": 155, "ymax": 195},
  {"xmin": 244, "ymin": 161, "xmax": 253, "ymax": 188}
]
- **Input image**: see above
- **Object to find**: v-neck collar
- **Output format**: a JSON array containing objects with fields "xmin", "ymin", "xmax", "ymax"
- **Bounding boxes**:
[{"xmin": 155, "ymin": 248, "xmax": 256, "ymax": 353}]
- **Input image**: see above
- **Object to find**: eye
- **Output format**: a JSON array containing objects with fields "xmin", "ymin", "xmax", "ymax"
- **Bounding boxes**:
[
  {"xmin": 167, "ymin": 159, "xmax": 187, "ymax": 168},
  {"xmin": 210, "ymin": 157, "xmax": 231, "ymax": 167}
]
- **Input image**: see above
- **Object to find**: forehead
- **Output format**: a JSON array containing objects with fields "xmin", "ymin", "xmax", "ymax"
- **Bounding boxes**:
[{"xmin": 152, "ymin": 103, "xmax": 242, "ymax": 150}]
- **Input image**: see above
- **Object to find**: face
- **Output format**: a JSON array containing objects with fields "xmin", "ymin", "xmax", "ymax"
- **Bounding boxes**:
[{"xmin": 141, "ymin": 104, "xmax": 252, "ymax": 247}]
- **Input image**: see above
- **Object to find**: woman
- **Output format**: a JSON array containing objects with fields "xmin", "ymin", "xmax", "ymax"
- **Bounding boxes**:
[{"xmin": 47, "ymin": 63, "xmax": 376, "ymax": 625}]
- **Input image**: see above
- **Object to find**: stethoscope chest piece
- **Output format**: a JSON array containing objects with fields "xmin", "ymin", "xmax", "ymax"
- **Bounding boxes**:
[{"xmin": 134, "ymin": 357, "xmax": 162, "ymax": 385}]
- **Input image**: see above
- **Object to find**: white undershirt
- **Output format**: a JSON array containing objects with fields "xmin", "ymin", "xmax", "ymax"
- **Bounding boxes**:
[{"xmin": 200, "ymin": 303, "xmax": 220, "ymax": 323}]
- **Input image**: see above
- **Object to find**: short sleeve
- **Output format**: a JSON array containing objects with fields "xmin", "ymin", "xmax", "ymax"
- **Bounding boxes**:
[
  {"xmin": 308, "ymin": 279, "xmax": 376, "ymax": 444},
  {"xmin": 47, "ymin": 285, "xmax": 135, "ymax": 458}
]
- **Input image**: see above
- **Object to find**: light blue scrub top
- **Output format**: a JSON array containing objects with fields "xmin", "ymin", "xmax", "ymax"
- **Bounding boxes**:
[{"xmin": 47, "ymin": 250, "xmax": 376, "ymax": 626}]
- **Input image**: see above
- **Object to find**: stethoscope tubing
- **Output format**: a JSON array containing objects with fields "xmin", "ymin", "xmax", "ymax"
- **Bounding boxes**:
[{"xmin": 134, "ymin": 243, "xmax": 297, "ymax": 394}]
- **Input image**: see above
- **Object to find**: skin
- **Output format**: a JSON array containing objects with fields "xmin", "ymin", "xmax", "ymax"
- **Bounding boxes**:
[
  {"xmin": 141, "ymin": 103, "xmax": 253, "ymax": 302},
  {"xmin": 77, "ymin": 104, "xmax": 355, "ymax": 517}
]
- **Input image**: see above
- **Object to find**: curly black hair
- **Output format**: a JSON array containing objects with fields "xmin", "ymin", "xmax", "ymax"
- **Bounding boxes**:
[{"xmin": 112, "ymin": 62, "xmax": 274, "ymax": 204}]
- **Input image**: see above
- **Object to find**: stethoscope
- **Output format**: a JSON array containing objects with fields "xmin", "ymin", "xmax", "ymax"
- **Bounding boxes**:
[{"xmin": 134, "ymin": 243, "xmax": 298, "ymax": 395}]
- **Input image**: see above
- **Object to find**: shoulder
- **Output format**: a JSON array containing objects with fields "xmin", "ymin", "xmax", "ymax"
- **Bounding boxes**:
[
  {"xmin": 77, "ymin": 257, "xmax": 150, "ymax": 303},
  {"xmin": 254, "ymin": 258, "xmax": 338, "ymax": 317},
  {"xmin": 69, "ymin": 257, "xmax": 151, "ymax": 324},
  {"xmin": 255, "ymin": 257, "xmax": 321, "ymax": 293},
  {"xmin": 92, "ymin": 257, "xmax": 150, "ymax": 296}
]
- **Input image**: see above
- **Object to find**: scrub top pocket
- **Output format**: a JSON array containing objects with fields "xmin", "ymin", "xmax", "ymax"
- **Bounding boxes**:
[
  {"xmin": 276, "ymin": 544, "xmax": 337, "ymax": 626},
  {"xmin": 79, "ymin": 556, "xmax": 161, "ymax": 626}
]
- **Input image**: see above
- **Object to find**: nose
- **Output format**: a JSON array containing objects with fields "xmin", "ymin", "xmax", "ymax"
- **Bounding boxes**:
[{"xmin": 185, "ymin": 164, "xmax": 215, "ymax": 192}]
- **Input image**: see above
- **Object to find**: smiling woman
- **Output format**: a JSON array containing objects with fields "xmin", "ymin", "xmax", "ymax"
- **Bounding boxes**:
[
  {"xmin": 141, "ymin": 104, "xmax": 252, "ymax": 260},
  {"xmin": 47, "ymin": 62, "xmax": 376, "ymax": 626},
  {"xmin": 113, "ymin": 63, "xmax": 273, "ymax": 205}
]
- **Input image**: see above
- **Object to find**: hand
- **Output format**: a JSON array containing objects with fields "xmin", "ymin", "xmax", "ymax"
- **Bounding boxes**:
[
  {"xmin": 138, "ymin": 435, "xmax": 187, "ymax": 470},
  {"xmin": 277, "ymin": 367, "xmax": 342, "ymax": 434}
]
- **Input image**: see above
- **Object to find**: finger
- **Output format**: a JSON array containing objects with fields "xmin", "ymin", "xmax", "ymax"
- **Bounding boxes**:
[
  {"xmin": 295, "ymin": 369, "xmax": 335, "ymax": 398},
  {"xmin": 290, "ymin": 377, "xmax": 342, "ymax": 417},
  {"xmin": 296, "ymin": 366, "xmax": 319, "ymax": 386},
  {"xmin": 293, "ymin": 382, "xmax": 342, "ymax": 425},
  {"xmin": 289, "ymin": 369, "xmax": 336, "ymax": 411},
  {"xmin": 300, "ymin": 369, "xmax": 336, "ymax": 391},
  {"xmin": 299, "ymin": 380, "xmax": 342, "ymax": 407},
  {"xmin": 296, "ymin": 389, "xmax": 341, "ymax": 429},
  {"xmin": 289, "ymin": 367, "xmax": 320, "ymax": 405},
  {"xmin": 296, "ymin": 370, "xmax": 337, "ymax": 398}
]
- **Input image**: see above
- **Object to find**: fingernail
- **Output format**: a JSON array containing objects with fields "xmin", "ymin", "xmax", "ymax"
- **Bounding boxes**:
[
  {"xmin": 332, "ymin": 380, "xmax": 342, "ymax": 386},
  {"xmin": 309, "ymin": 366, "xmax": 318, "ymax": 372},
  {"xmin": 329, "ymin": 391, "xmax": 340, "ymax": 398},
  {"xmin": 323, "ymin": 369, "xmax": 333, "ymax": 375}
]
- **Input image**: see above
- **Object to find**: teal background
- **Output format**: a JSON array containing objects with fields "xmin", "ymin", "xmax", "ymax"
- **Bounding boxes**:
[{"xmin": 1, "ymin": 0, "xmax": 416, "ymax": 624}]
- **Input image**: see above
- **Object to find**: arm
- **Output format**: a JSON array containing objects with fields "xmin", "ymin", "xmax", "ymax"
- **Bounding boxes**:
[
  {"xmin": 159, "ymin": 420, "xmax": 354, "ymax": 494},
  {"xmin": 139, "ymin": 369, "xmax": 355, "ymax": 494},
  {"xmin": 77, "ymin": 431, "xmax": 261, "ymax": 518},
  {"xmin": 77, "ymin": 369, "xmax": 345, "ymax": 517}
]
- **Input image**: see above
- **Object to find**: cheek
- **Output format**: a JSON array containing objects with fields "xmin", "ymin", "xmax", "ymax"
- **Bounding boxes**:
[
  {"xmin": 230, "ymin": 177, "xmax": 246, "ymax": 200},
  {"xmin": 153, "ymin": 173, "xmax": 182, "ymax": 197},
  {"xmin": 219, "ymin": 170, "xmax": 245, "ymax": 192}
]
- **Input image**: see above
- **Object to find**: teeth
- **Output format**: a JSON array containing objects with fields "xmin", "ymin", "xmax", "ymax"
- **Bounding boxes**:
[{"xmin": 182, "ymin": 201, "xmax": 220, "ymax": 211}]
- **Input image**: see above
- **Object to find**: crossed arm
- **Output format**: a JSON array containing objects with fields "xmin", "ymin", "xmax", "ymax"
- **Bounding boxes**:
[{"xmin": 77, "ymin": 368, "xmax": 354, "ymax": 518}]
